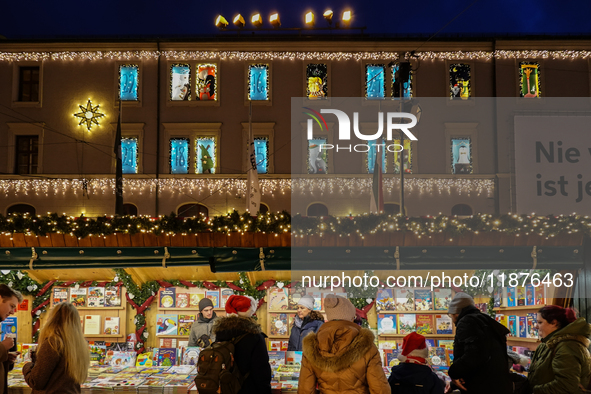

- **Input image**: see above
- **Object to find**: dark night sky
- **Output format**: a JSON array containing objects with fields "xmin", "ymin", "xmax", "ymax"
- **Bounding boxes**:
[{"xmin": 2, "ymin": 0, "xmax": 591, "ymax": 39}]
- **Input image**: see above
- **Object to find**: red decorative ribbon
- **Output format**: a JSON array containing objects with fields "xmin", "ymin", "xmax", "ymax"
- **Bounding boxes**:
[
  {"xmin": 256, "ymin": 280, "xmax": 276, "ymax": 291},
  {"xmin": 202, "ymin": 281, "xmax": 219, "ymax": 290},
  {"xmin": 355, "ymin": 300, "xmax": 376, "ymax": 320},
  {"xmin": 156, "ymin": 280, "xmax": 174, "ymax": 288},
  {"xmin": 179, "ymin": 280, "xmax": 197, "ymax": 288},
  {"xmin": 227, "ymin": 283, "xmax": 245, "ymax": 292},
  {"xmin": 36, "ymin": 280, "xmax": 57, "ymax": 297}
]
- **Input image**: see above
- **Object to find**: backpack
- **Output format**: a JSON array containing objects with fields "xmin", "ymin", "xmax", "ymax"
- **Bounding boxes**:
[{"xmin": 194, "ymin": 333, "xmax": 249, "ymax": 394}]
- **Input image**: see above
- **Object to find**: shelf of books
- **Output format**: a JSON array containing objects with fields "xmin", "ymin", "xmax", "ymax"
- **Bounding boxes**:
[{"xmin": 49, "ymin": 284, "xmax": 127, "ymax": 339}]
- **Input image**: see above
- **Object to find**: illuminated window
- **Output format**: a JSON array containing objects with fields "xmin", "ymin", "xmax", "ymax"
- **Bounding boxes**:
[
  {"xmin": 196, "ymin": 137, "xmax": 216, "ymax": 174},
  {"xmin": 306, "ymin": 64, "xmax": 327, "ymax": 99},
  {"xmin": 196, "ymin": 64, "xmax": 217, "ymax": 101},
  {"xmin": 248, "ymin": 64, "xmax": 269, "ymax": 101},
  {"xmin": 393, "ymin": 139, "xmax": 412, "ymax": 174},
  {"xmin": 367, "ymin": 139, "xmax": 387, "ymax": 173},
  {"xmin": 119, "ymin": 65, "xmax": 139, "ymax": 101},
  {"xmin": 391, "ymin": 63, "xmax": 412, "ymax": 98},
  {"xmin": 170, "ymin": 64, "xmax": 191, "ymax": 101},
  {"xmin": 121, "ymin": 137, "xmax": 138, "ymax": 174},
  {"xmin": 451, "ymin": 138, "xmax": 472, "ymax": 174},
  {"xmin": 365, "ymin": 64, "xmax": 386, "ymax": 99},
  {"xmin": 15, "ymin": 135, "xmax": 38, "ymax": 174},
  {"xmin": 178, "ymin": 203, "xmax": 209, "ymax": 218},
  {"xmin": 253, "ymin": 137, "xmax": 269, "ymax": 174},
  {"xmin": 449, "ymin": 64, "xmax": 471, "ymax": 99},
  {"xmin": 18, "ymin": 66, "xmax": 39, "ymax": 102},
  {"xmin": 308, "ymin": 137, "xmax": 328, "ymax": 174},
  {"xmin": 307, "ymin": 203, "xmax": 328, "ymax": 217},
  {"xmin": 170, "ymin": 138, "xmax": 189, "ymax": 174},
  {"xmin": 520, "ymin": 62, "xmax": 541, "ymax": 98}
]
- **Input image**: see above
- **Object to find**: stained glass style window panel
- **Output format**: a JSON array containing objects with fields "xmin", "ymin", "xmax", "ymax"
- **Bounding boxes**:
[
  {"xmin": 451, "ymin": 138, "xmax": 472, "ymax": 174},
  {"xmin": 520, "ymin": 62, "xmax": 541, "ymax": 98},
  {"xmin": 308, "ymin": 137, "xmax": 328, "ymax": 174},
  {"xmin": 170, "ymin": 138, "xmax": 189, "ymax": 174},
  {"xmin": 449, "ymin": 64, "xmax": 471, "ymax": 99},
  {"xmin": 196, "ymin": 137, "xmax": 216, "ymax": 174},
  {"xmin": 365, "ymin": 64, "xmax": 386, "ymax": 99},
  {"xmin": 393, "ymin": 139, "xmax": 412, "ymax": 174},
  {"xmin": 367, "ymin": 139, "xmax": 387, "ymax": 173},
  {"xmin": 196, "ymin": 64, "xmax": 217, "ymax": 101},
  {"xmin": 170, "ymin": 64, "xmax": 191, "ymax": 101},
  {"xmin": 121, "ymin": 137, "xmax": 138, "ymax": 174},
  {"xmin": 253, "ymin": 137, "xmax": 268, "ymax": 174},
  {"xmin": 391, "ymin": 63, "xmax": 412, "ymax": 98},
  {"xmin": 119, "ymin": 65, "xmax": 139, "ymax": 101},
  {"xmin": 248, "ymin": 64, "xmax": 269, "ymax": 101},
  {"xmin": 306, "ymin": 64, "xmax": 328, "ymax": 99}
]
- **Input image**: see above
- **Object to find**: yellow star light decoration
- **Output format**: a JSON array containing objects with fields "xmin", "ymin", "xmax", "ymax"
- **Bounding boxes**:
[{"xmin": 74, "ymin": 99, "xmax": 105, "ymax": 131}]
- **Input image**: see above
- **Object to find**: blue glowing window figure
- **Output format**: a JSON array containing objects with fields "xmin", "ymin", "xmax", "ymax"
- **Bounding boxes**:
[
  {"xmin": 170, "ymin": 138, "xmax": 189, "ymax": 174},
  {"xmin": 391, "ymin": 64, "xmax": 413, "ymax": 98},
  {"xmin": 367, "ymin": 139, "xmax": 387, "ymax": 173},
  {"xmin": 308, "ymin": 138, "xmax": 328, "ymax": 174},
  {"xmin": 119, "ymin": 65, "xmax": 139, "ymax": 101},
  {"xmin": 249, "ymin": 65, "xmax": 268, "ymax": 101},
  {"xmin": 451, "ymin": 138, "xmax": 472, "ymax": 174},
  {"xmin": 196, "ymin": 137, "xmax": 216, "ymax": 174},
  {"xmin": 254, "ymin": 138, "xmax": 268, "ymax": 174},
  {"xmin": 121, "ymin": 137, "xmax": 138, "ymax": 174},
  {"xmin": 366, "ymin": 65, "xmax": 385, "ymax": 99},
  {"xmin": 171, "ymin": 64, "xmax": 191, "ymax": 101}
]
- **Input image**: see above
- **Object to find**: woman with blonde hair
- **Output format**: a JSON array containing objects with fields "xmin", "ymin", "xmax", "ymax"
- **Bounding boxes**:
[{"xmin": 23, "ymin": 301, "xmax": 90, "ymax": 393}]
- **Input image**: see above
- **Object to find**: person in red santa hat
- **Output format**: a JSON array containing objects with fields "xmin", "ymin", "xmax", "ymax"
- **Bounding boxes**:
[
  {"xmin": 388, "ymin": 332, "xmax": 445, "ymax": 394},
  {"xmin": 212, "ymin": 295, "xmax": 271, "ymax": 394}
]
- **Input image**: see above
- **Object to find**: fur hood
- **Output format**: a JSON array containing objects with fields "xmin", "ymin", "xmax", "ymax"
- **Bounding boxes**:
[
  {"xmin": 212, "ymin": 315, "xmax": 262, "ymax": 336},
  {"xmin": 547, "ymin": 333, "xmax": 591, "ymax": 350},
  {"xmin": 546, "ymin": 318, "xmax": 591, "ymax": 349},
  {"xmin": 293, "ymin": 310, "xmax": 325, "ymax": 326},
  {"xmin": 302, "ymin": 320, "xmax": 375, "ymax": 373}
]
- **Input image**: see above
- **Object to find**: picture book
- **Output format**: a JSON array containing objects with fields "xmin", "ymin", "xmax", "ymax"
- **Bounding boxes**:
[
  {"xmin": 189, "ymin": 292, "xmax": 205, "ymax": 308},
  {"xmin": 88, "ymin": 341, "xmax": 106, "ymax": 366},
  {"xmin": 394, "ymin": 289, "xmax": 414, "ymax": 311},
  {"xmin": 1, "ymin": 317, "xmax": 17, "ymax": 343},
  {"xmin": 87, "ymin": 287, "xmax": 105, "ymax": 307},
  {"xmin": 375, "ymin": 289, "xmax": 395, "ymax": 312},
  {"xmin": 205, "ymin": 290, "xmax": 219, "ymax": 308},
  {"xmin": 270, "ymin": 313, "xmax": 289, "ymax": 336},
  {"xmin": 268, "ymin": 340, "xmax": 282, "ymax": 351},
  {"xmin": 516, "ymin": 286, "xmax": 526, "ymax": 306},
  {"xmin": 519, "ymin": 316, "xmax": 527, "ymax": 338},
  {"xmin": 498, "ymin": 315, "xmax": 508, "ymax": 329},
  {"xmin": 438, "ymin": 340, "xmax": 454, "ymax": 349},
  {"xmin": 181, "ymin": 347, "xmax": 201, "ymax": 365},
  {"xmin": 494, "ymin": 289, "xmax": 501, "ymax": 308},
  {"xmin": 525, "ymin": 284, "xmax": 535, "ymax": 306},
  {"xmin": 445, "ymin": 349, "xmax": 454, "ymax": 366},
  {"xmin": 535, "ymin": 286, "xmax": 546, "ymax": 305},
  {"xmin": 507, "ymin": 287, "xmax": 516, "ymax": 307},
  {"xmin": 52, "ymin": 287, "xmax": 69, "ymax": 305},
  {"xmin": 69, "ymin": 288, "xmax": 87, "ymax": 307},
  {"xmin": 508, "ymin": 315, "xmax": 517, "ymax": 337},
  {"xmin": 287, "ymin": 288, "xmax": 306, "ymax": 310},
  {"xmin": 414, "ymin": 289, "xmax": 433, "ymax": 311},
  {"xmin": 280, "ymin": 340, "xmax": 288, "ymax": 351},
  {"xmin": 84, "ymin": 315, "xmax": 101, "ymax": 335},
  {"xmin": 104, "ymin": 286, "xmax": 121, "ymax": 307},
  {"xmin": 378, "ymin": 340, "xmax": 397, "ymax": 350},
  {"xmin": 526, "ymin": 313, "xmax": 538, "ymax": 338},
  {"xmin": 159, "ymin": 338, "xmax": 177, "ymax": 348},
  {"xmin": 159, "ymin": 289, "xmax": 176, "ymax": 308},
  {"xmin": 286, "ymin": 351, "xmax": 303, "ymax": 366},
  {"xmin": 268, "ymin": 288, "xmax": 289, "ymax": 311},
  {"xmin": 178, "ymin": 315, "xmax": 195, "ymax": 336},
  {"xmin": 425, "ymin": 339, "xmax": 436, "ymax": 348},
  {"xmin": 156, "ymin": 314, "xmax": 178, "ymax": 336},
  {"xmin": 19, "ymin": 343, "xmax": 37, "ymax": 363},
  {"xmin": 135, "ymin": 352, "xmax": 154, "ymax": 367},
  {"xmin": 157, "ymin": 348, "xmax": 177, "ymax": 367},
  {"xmin": 435, "ymin": 315, "xmax": 452, "ymax": 334},
  {"xmin": 398, "ymin": 314, "xmax": 417, "ymax": 335},
  {"xmin": 176, "ymin": 293, "xmax": 189, "ymax": 308},
  {"xmin": 377, "ymin": 314, "xmax": 397, "ymax": 335},
  {"xmin": 308, "ymin": 291, "xmax": 321, "ymax": 311},
  {"xmin": 268, "ymin": 351, "xmax": 286, "ymax": 367},
  {"xmin": 220, "ymin": 289, "xmax": 233, "ymax": 308},
  {"xmin": 434, "ymin": 289, "xmax": 452, "ymax": 310},
  {"xmin": 385, "ymin": 349, "xmax": 400, "ymax": 367},
  {"xmin": 109, "ymin": 351, "xmax": 137, "ymax": 367},
  {"xmin": 415, "ymin": 314, "xmax": 434, "ymax": 335},
  {"xmin": 435, "ymin": 347, "xmax": 447, "ymax": 366},
  {"xmin": 103, "ymin": 316, "xmax": 120, "ymax": 335}
]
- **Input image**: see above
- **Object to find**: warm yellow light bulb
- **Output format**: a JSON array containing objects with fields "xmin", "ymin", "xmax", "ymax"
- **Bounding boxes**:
[
  {"xmin": 305, "ymin": 11, "xmax": 315, "ymax": 26},
  {"xmin": 251, "ymin": 13, "xmax": 263, "ymax": 27},
  {"xmin": 342, "ymin": 10, "xmax": 352, "ymax": 23}
]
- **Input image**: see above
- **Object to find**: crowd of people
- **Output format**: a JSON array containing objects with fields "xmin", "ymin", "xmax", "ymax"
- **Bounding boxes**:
[{"xmin": 0, "ymin": 282, "xmax": 589, "ymax": 394}]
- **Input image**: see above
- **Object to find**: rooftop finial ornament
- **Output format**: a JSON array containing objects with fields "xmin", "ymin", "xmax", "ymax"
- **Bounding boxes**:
[{"xmin": 73, "ymin": 99, "xmax": 105, "ymax": 131}]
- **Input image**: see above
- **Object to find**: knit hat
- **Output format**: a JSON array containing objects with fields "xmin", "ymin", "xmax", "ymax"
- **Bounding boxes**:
[
  {"xmin": 398, "ymin": 332, "xmax": 429, "ymax": 363},
  {"xmin": 297, "ymin": 295, "xmax": 315, "ymax": 311},
  {"xmin": 225, "ymin": 295, "xmax": 257, "ymax": 317},
  {"xmin": 448, "ymin": 292, "xmax": 475, "ymax": 314},
  {"xmin": 199, "ymin": 297, "xmax": 214, "ymax": 312},
  {"xmin": 324, "ymin": 294, "xmax": 356, "ymax": 321}
]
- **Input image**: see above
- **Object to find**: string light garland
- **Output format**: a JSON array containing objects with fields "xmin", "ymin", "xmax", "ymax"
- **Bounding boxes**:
[{"xmin": 2, "ymin": 50, "xmax": 590, "ymax": 63}]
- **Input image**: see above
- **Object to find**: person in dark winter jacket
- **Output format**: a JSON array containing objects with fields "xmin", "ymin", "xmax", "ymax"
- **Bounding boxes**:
[
  {"xmin": 212, "ymin": 295, "xmax": 271, "ymax": 394},
  {"xmin": 288, "ymin": 295, "xmax": 324, "ymax": 351},
  {"xmin": 188, "ymin": 298, "xmax": 219, "ymax": 347},
  {"xmin": 388, "ymin": 332, "xmax": 445, "ymax": 394},
  {"xmin": 528, "ymin": 306, "xmax": 591, "ymax": 394},
  {"xmin": 447, "ymin": 292, "xmax": 512, "ymax": 394}
]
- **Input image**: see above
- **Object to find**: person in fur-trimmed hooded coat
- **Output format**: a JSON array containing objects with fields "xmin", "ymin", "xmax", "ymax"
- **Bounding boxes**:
[
  {"xmin": 212, "ymin": 295, "xmax": 271, "ymax": 394},
  {"xmin": 298, "ymin": 295, "xmax": 390, "ymax": 394}
]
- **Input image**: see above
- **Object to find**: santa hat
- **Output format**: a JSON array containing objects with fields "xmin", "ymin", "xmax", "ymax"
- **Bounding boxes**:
[
  {"xmin": 398, "ymin": 332, "xmax": 429, "ymax": 363},
  {"xmin": 225, "ymin": 295, "xmax": 257, "ymax": 317}
]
